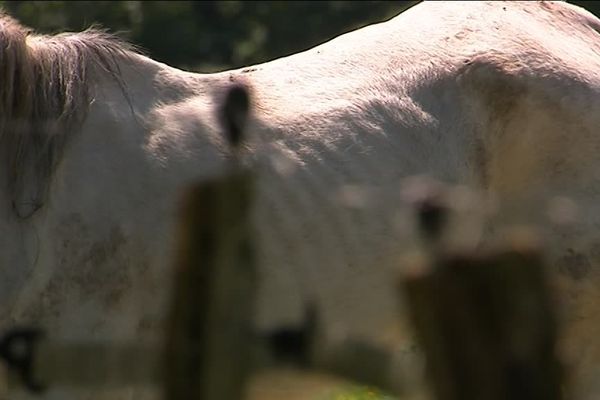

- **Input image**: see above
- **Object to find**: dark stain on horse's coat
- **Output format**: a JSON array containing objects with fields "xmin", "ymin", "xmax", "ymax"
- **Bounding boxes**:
[
  {"xmin": 458, "ymin": 58, "xmax": 525, "ymax": 189},
  {"xmin": 19, "ymin": 214, "xmax": 133, "ymax": 326},
  {"xmin": 459, "ymin": 57, "xmax": 526, "ymax": 124}
]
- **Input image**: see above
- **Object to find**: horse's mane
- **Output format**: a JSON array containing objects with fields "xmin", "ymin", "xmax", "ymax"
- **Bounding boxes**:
[{"xmin": 0, "ymin": 12, "xmax": 138, "ymax": 218}]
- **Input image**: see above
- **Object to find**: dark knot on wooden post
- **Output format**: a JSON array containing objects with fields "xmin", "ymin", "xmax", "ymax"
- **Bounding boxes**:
[
  {"xmin": 266, "ymin": 304, "xmax": 318, "ymax": 368},
  {"xmin": 416, "ymin": 195, "xmax": 448, "ymax": 245},
  {"xmin": 402, "ymin": 177, "xmax": 449, "ymax": 245},
  {"xmin": 219, "ymin": 83, "xmax": 251, "ymax": 150}
]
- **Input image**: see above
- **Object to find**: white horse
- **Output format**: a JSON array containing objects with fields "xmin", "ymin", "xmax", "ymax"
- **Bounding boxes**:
[{"xmin": 2, "ymin": 1, "xmax": 600, "ymax": 398}]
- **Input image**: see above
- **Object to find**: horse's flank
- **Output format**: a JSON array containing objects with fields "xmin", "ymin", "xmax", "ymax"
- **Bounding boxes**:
[{"xmin": 0, "ymin": 12, "xmax": 137, "ymax": 218}]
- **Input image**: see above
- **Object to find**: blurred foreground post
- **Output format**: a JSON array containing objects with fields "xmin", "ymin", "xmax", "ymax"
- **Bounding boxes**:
[
  {"xmin": 163, "ymin": 83, "xmax": 256, "ymax": 399},
  {"xmin": 403, "ymin": 239, "xmax": 563, "ymax": 400}
]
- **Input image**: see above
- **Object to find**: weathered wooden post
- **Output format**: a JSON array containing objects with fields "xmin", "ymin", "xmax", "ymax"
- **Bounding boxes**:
[
  {"xmin": 163, "ymin": 83, "xmax": 256, "ymax": 400},
  {"xmin": 402, "ymin": 191, "xmax": 563, "ymax": 400}
]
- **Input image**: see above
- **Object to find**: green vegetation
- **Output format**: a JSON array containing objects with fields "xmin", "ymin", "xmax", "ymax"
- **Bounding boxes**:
[{"xmin": 325, "ymin": 386, "xmax": 397, "ymax": 400}]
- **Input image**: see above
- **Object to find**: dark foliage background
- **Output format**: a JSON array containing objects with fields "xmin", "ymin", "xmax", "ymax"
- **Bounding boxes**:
[{"xmin": 1, "ymin": 1, "xmax": 598, "ymax": 72}]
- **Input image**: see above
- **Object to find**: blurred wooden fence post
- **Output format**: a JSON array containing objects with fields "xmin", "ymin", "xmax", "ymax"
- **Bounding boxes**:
[
  {"xmin": 163, "ymin": 169, "xmax": 256, "ymax": 400},
  {"xmin": 163, "ymin": 82, "xmax": 256, "ymax": 400},
  {"xmin": 402, "ymin": 240, "xmax": 563, "ymax": 400}
]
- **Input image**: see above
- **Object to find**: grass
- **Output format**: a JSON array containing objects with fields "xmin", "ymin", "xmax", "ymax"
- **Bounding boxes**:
[{"xmin": 324, "ymin": 386, "xmax": 397, "ymax": 400}]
